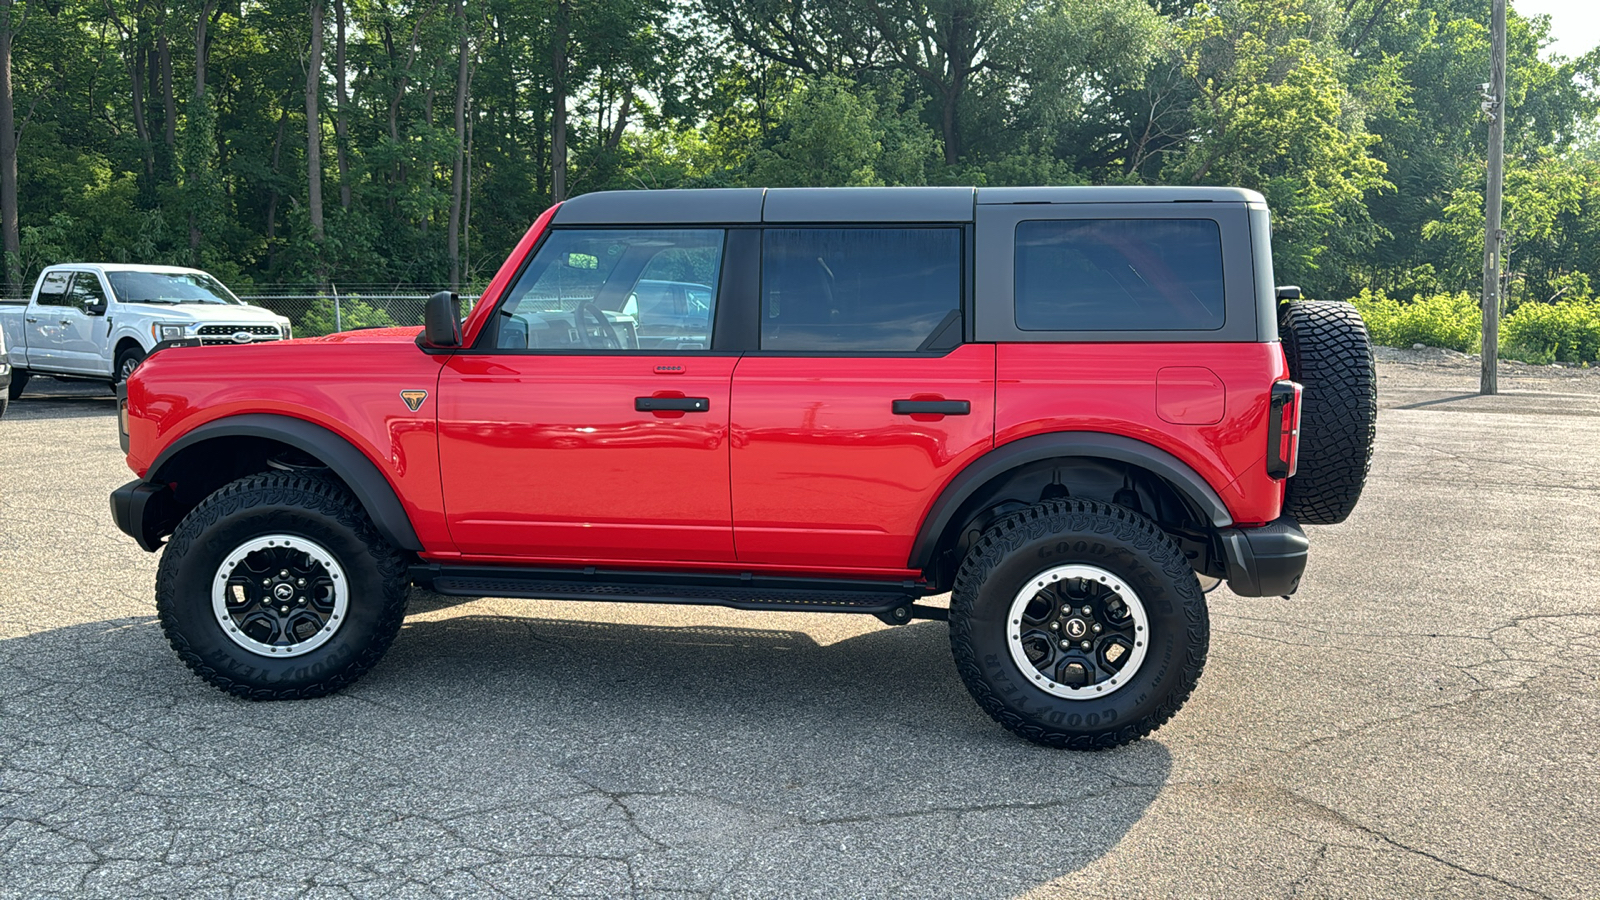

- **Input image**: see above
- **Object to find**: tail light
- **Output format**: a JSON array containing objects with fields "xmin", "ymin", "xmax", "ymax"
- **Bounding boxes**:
[{"xmin": 1266, "ymin": 380, "xmax": 1302, "ymax": 479}]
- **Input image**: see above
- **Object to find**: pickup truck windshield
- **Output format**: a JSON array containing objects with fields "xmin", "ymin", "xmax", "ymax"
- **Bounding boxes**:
[{"xmin": 107, "ymin": 271, "xmax": 242, "ymax": 305}]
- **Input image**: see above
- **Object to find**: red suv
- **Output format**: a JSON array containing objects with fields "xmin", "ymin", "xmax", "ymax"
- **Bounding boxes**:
[{"xmin": 112, "ymin": 186, "xmax": 1376, "ymax": 749}]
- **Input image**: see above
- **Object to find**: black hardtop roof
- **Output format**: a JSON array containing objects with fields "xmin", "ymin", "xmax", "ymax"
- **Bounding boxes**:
[{"xmin": 550, "ymin": 185, "xmax": 1266, "ymax": 226}]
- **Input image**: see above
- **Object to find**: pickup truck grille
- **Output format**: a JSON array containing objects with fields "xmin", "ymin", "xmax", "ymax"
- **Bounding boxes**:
[{"xmin": 196, "ymin": 324, "xmax": 282, "ymax": 345}]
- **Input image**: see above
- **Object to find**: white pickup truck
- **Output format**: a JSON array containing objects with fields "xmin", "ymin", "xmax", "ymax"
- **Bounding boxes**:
[{"xmin": 0, "ymin": 263, "xmax": 293, "ymax": 399}]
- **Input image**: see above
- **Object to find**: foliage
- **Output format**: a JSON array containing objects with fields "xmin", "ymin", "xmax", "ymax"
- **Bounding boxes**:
[
  {"xmin": 296, "ymin": 295, "xmax": 398, "ymax": 337},
  {"xmin": 1348, "ymin": 289, "xmax": 1481, "ymax": 352},
  {"xmin": 1501, "ymin": 295, "xmax": 1600, "ymax": 364},
  {"xmin": 0, "ymin": 0, "xmax": 1597, "ymax": 307}
]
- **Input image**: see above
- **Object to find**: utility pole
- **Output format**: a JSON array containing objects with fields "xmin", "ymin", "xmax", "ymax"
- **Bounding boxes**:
[{"xmin": 1480, "ymin": 0, "xmax": 1506, "ymax": 395}]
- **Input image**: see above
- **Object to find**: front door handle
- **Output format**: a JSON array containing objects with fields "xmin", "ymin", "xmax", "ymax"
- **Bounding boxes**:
[
  {"xmin": 25, "ymin": 316, "xmax": 37, "ymax": 323},
  {"xmin": 636, "ymin": 396, "xmax": 710, "ymax": 413},
  {"xmin": 892, "ymin": 399, "xmax": 970, "ymax": 416},
  {"xmin": 59, "ymin": 318, "xmax": 72, "ymax": 325}
]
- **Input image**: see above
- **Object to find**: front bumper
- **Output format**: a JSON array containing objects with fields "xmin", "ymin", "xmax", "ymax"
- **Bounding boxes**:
[
  {"xmin": 111, "ymin": 479, "xmax": 179, "ymax": 552},
  {"xmin": 1218, "ymin": 516, "xmax": 1309, "ymax": 596}
]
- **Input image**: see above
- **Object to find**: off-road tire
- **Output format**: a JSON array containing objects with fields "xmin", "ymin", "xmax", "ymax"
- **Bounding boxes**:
[
  {"xmin": 1279, "ymin": 300, "xmax": 1377, "ymax": 525},
  {"xmin": 6, "ymin": 368, "xmax": 27, "ymax": 401},
  {"xmin": 949, "ymin": 499, "xmax": 1208, "ymax": 750},
  {"xmin": 156, "ymin": 471, "xmax": 410, "ymax": 699}
]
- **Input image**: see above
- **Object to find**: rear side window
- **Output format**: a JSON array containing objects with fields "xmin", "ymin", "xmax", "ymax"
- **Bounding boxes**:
[
  {"xmin": 1014, "ymin": 219, "xmax": 1225, "ymax": 331},
  {"xmin": 761, "ymin": 227, "xmax": 961, "ymax": 352},
  {"xmin": 36, "ymin": 272, "xmax": 71, "ymax": 306}
]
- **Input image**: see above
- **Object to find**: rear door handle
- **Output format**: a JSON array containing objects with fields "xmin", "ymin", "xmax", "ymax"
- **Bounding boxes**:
[
  {"xmin": 636, "ymin": 396, "xmax": 710, "ymax": 413},
  {"xmin": 892, "ymin": 399, "xmax": 970, "ymax": 416}
]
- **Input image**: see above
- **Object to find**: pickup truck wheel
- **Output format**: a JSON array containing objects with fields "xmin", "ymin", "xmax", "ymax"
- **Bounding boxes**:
[
  {"xmin": 6, "ymin": 368, "xmax": 26, "ymax": 401},
  {"xmin": 114, "ymin": 347, "xmax": 146, "ymax": 387},
  {"xmin": 949, "ymin": 499, "xmax": 1208, "ymax": 750},
  {"xmin": 156, "ymin": 471, "xmax": 409, "ymax": 700}
]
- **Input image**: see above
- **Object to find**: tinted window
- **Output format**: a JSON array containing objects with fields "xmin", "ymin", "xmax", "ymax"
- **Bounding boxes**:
[
  {"xmin": 761, "ymin": 228, "xmax": 961, "ymax": 351},
  {"xmin": 1014, "ymin": 219, "xmax": 1225, "ymax": 331},
  {"xmin": 36, "ymin": 271, "xmax": 71, "ymax": 307},
  {"xmin": 66, "ymin": 273, "xmax": 108, "ymax": 311},
  {"xmin": 496, "ymin": 229, "xmax": 724, "ymax": 351}
]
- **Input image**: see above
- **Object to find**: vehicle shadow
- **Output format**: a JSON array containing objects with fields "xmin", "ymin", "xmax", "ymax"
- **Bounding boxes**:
[
  {"xmin": 5, "ymin": 377, "xmax": 117, "ymax": 420},
  {"xmin": 0, "ymin": 607, "xmax": 1171, "ymax": 897}
]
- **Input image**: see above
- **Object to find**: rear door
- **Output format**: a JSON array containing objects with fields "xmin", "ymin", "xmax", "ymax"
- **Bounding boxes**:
[
  {"xmin": 729, "ymin": 226, "xmax": 995, "ymax": 570},
  {"xmin": 24, "ymin": 271, "xmax": 75, "ymax": 370},
  {"xmin": 436, "ymin": 227, "xmax": 740, "ymax": 563}
]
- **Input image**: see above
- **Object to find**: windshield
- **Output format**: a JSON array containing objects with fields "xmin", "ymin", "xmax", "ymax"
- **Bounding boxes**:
[{"xmin": 107, "ymin": 271, "xmax": 243, "ymax": 305}]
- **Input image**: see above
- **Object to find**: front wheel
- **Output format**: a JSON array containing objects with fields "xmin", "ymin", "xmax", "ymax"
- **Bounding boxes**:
[
  {"xmin": 156, "ymin": 472, "xmax": 410, "ymax": 699},
  {"xmin": 949, "ymin": 499, "xmax": 1208, "ymax": 750},
  {"xmin": 114, "ymin": 346, "xmax": 146, "ymax": 388}
]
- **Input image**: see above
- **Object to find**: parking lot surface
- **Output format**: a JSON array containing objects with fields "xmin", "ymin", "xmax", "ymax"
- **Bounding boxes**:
[{"xmin": 2, "ymin": 363, "xmax": 1598, "ymax": 898}]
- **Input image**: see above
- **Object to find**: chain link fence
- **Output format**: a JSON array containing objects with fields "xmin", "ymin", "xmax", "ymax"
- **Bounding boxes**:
[{"xmin": 239, "ymin": 290, "xmax": 484, "ymax": 337}]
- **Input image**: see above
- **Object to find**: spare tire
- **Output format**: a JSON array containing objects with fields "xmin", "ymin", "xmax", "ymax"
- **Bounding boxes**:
[{"xmin": 1279, "ymin": 300, "xmax": 1377, "ymax": 525}]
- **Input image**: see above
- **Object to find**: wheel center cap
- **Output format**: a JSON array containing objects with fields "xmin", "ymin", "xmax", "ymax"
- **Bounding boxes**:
[
  {"xmin": 273, "ymin": 583, "xmax": 295, "ymax": 601},
  {"xmin": 1064, "ymin": 618, "xmax": 1089, "ymax": 639}
]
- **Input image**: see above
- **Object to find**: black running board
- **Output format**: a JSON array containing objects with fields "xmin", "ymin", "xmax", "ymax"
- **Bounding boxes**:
[{"xmin": 411, "ymin": 563, "xmax": 935, "ymax": 618}]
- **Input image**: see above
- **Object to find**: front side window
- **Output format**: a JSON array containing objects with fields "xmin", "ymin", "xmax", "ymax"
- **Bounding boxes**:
[
  {"xmin": 66, "ymin": 273, "xmax": 108, "ymax": 311},
  {"xmin": 761, "ymin": 227, "xmax": 962, "ymax": 352},
  {"xmin": 1015, "ymin": 219, "xmax": 1225, "ymax": 331},
  {"xmin": 495, "ymin": 229, "xmax": 724, "ymax": 351}
]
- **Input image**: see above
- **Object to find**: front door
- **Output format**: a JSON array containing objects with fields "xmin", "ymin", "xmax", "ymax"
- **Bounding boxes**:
[
  {"xmin": 54, "ymin": 272, "xmax": 110, "ymax": 374},
  {"xmin": 730, "ymin": 226, "xmax": 996, "ymax": 571},
  {"xmin": 437, "ymin": 226, "xmax": 738, "ymax": 563}
]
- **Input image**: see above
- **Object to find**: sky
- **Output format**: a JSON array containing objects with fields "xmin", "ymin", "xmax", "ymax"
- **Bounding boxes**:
[{"xmin": 1514, "ymin": 0, "xmax": 1600, "ymax": 59}]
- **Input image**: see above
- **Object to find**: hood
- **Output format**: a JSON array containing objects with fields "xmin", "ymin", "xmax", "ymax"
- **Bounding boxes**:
[
  {"xmin": 303, "ymin": 326, "xmax": 425, "ymax": 344},
  {"xmin": 142, "ymin": 303, "xmax": 289, "ymax": 323}
]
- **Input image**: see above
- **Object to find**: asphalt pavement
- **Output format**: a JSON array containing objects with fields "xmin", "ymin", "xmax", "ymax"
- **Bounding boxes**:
[{"xmin": 1, "ymin": 363, "xmax": 1598, "ymax": 898}]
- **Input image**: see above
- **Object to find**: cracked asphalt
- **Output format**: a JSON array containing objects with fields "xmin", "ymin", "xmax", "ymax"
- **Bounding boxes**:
[{"xmin": 2, "ymin": 360, "xmax": 1599, "ymax": 899}]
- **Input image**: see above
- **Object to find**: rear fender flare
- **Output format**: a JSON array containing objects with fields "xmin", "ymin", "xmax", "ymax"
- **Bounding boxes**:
[
  {"xmin": 909, "ymin": 432, "xmax": 1233, "ymax": 570},
  {"xmin": 147, "ymin": 414, "xmax": 423, "ymax": 551}
]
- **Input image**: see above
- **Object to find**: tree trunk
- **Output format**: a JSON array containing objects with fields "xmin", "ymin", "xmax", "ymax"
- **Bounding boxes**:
[
  {"xmin": 159, "ymin": 34, "xmax": 174, "ymax": 156},
  {"xmin": 129, "ymin": 10, "xmax": 154, "ymax": 180},
  {"xmin": 447, "ymin": 0, "xmax": 470, "ymax": 289},
  {"xmin": 0, "ymin": 2, "xmax": 18, "ymax": 292},
  {"xmin": 189, "ymin": 0, "xmax": 218, "ymax": 259},
  {"xmin": 265, "ymin": 109, "xmax": 288, "ymax": 270},
  {"xmin": 550, "ymin": 0, "xmax": 568, "ymax": 202},
  {"xmin": 605, "ymin": 90, "xmax": 631, "ymax": 150},
  {"xmin": 334, "ymin": 0, "xmax": 350, "ymax": 209},
  {"xmin": 307, "ymin": 0, "xmax": 325, "ymax": 242}
]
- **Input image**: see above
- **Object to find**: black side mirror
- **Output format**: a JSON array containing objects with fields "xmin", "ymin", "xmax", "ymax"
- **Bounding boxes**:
[
  {"xmin": 1276, "ymin": 285, "xmax": 1302, "ymax": 301},
  {"xmin": 84, "ymin": 303, "xmax": 107, "ymax": 317},
  {"xmin": 423, "ymin": 291, "xmax": 462, "ymax": 348}
]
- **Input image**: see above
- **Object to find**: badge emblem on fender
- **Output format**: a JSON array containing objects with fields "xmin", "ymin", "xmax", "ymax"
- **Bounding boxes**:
[{"xmin": 400, "ymin": 390, "xmax": 428, "ymax": 412}]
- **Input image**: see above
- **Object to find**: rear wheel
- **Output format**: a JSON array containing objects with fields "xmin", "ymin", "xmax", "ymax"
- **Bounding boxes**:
[
  {"xmin": 949, "ymin": 499, "xmax": 1208, "ymax": 750},
  {"xmin": 6, "ymin": 368, "xmax": 27, "ymax": 401},
  {"xmin": 156, "ymin": 471, "xmax": 410, "ymax": 699}
]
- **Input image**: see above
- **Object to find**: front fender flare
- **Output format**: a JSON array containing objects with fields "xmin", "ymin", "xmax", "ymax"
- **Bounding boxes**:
[
  {"xmin": 145, "ymin": 413, "xmax": 423, "ymax": 551},
  {"xmin": 908, "ymin": 432, "xmax": 1234, "ymax": 570}
]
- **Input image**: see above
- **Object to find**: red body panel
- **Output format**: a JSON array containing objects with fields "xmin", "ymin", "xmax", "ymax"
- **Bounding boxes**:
[
  {"xmin": 121, "ymin": 199, "xmax": 1291, "ymax": 578},
  {"xmin": 994, "ymin": 342, "xmax": 1289, "ymax": 526},
  {"xmin": 436, "ymin": 354, "xmax": 738, "ymax": 562},
  {"xmin": 728, "ymin": 345, "xmax": 996, "ymax": 568},
  {"xmin": 124, "ymin": 328, "xmax": 457, "ymax": 551}
]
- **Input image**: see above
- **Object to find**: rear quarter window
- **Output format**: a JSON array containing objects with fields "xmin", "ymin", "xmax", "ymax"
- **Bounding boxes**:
[{"xmin": 1014, "ymin": 219, "xmax": 1225, "ymax": 331}]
